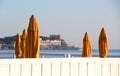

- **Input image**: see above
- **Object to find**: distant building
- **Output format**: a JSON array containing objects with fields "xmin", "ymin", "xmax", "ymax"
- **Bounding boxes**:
[
  {"xmin": 50, "ymin": 40, "xmax": 61, "ymax": 46},
  {"xmin": 40, "ymin": 40, "xmax": 61, "ymax": 46},
  {"xmin": 40, "ymin": 35, "xmax": 62, "ymax": 46},
  {"xmin": 41, "ymin": 40, "xmax": 50, "ymax": 46},
  {"xmin": 50, "ymin": 35, "xmax": 62, "ymax": 40},
  {"xmin": 40, "ymin": 35, "xmax": 62, "ymax": 50}
]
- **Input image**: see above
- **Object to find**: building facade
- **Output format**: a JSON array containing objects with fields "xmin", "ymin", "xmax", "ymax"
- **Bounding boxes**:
[{"xmin": 40, "ymin": 40, "xmax": 61, "ymax": 46}]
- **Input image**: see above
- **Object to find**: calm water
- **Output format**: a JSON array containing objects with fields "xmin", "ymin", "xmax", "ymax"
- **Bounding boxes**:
[{"xmin": 0, "ymin": 49, "xmax": 120, "ymax": 58}]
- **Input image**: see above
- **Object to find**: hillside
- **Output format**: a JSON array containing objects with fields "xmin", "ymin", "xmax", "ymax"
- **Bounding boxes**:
[
  {"xmin": 0, "ymin": 35, "xmax": 16, "ymax": 45},
  {"xmin": 0, "ymin": 35, "xmax": 79, "ymax": 50}
]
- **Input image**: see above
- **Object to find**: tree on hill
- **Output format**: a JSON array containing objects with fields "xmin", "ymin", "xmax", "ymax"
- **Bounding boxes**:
[{"xmin": 0, "ymin": 35, "xmax": 16, "ymax": 45}]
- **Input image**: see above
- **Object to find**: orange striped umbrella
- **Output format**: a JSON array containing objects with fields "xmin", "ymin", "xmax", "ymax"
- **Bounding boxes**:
[
  {"xmin": 82, "ymin": 32, "xmax": 92, "ymax": 57},
  {"xmin": 21, "ymin": 29, "xmax": 27, "ymax": 58},
  {"xmin": 26, "ymin": 15, "xmax": 40, "ymax": 58},
  {"xmin": 98, "ymin": 28, "xmax": 108, "ymax": 58},
  {"xmin": 15, "ymin": 33, "xmax": 22, "ymax": 58}
]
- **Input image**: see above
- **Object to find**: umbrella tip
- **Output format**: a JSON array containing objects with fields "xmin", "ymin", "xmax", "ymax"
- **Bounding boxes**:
[
  {"xmin": 31, "ymin": 15, "xmax": 34, "ymax": 18},
  {"xmin": 84, "ymin": 32, "xmax": 88, "ymax": 37},
  {"xmin": 102, "ymin": 27, "xmax": 104, "ymax": 30},
  {"xmin": 85, "ymin": 32, "xmax": 88, "ymax": 35},
  {"xmin": 23, "ymin": 29, "xmax": 26, "ymax": 32},
  {"xmin": 17, "ymin": 33, "xmax": 19, "ymax": 35},
  {"xmin": 16, "ymin": 33, "xmax": 20, "ymax": 36}
]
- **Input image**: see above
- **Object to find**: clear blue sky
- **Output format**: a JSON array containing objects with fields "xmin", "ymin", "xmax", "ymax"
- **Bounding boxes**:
[{"xmin": 0, "ymin": 0, "xmax": 120, "ymax": 49}]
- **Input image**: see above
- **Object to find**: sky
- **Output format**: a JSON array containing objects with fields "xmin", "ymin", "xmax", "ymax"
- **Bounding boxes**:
[{"xmin": 0, "ymin": 0, "xmax": 120, "ymax": 49}]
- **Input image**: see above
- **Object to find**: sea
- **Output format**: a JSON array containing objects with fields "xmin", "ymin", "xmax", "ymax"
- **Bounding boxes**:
[{"xmin": 0, "ymin": 49, "xmax": 120, "ymax": 58}]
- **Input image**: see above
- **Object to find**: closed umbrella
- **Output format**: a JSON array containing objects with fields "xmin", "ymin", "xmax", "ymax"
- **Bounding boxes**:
[
  {"xmin": 21, "ymin": 29, "xmax": 27, "ymax": 58},
  {"xmin": 98, "ymin": 28, "xmax": 108, "ymax": 58},
  {"xmin": 15, "ymin": 33, "xmax": 22, "ymax": 58},
  {"xmin": 26, "ymin": 15, "xmax": 40, "ymax": 58},
  {"xmin": 82, "ymin": 32, "xmax": 92, "ymax": 57}
]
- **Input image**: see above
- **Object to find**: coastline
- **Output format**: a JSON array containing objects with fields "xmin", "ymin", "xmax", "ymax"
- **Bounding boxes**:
[{"xmin": 0, "ymin": 49, "xmax": 120, "ymax": 58}]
